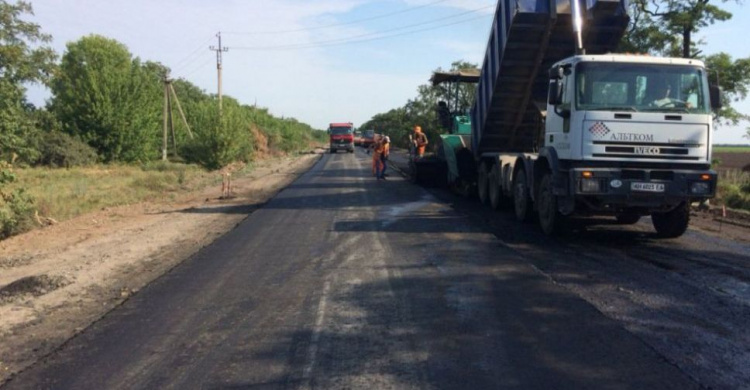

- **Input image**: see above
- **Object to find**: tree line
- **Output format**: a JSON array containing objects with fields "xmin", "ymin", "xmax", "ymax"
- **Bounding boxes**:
[{"xmin": 0, "ymin": 1, "xmax": 325, "ymax": 170}]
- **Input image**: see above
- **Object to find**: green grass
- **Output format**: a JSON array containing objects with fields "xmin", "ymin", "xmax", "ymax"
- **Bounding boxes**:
[
  {"xmin": 8, "ymin": 163, "xmax": 215, "ymax": 223},
  {"xmin": 716, "ymin": 169, "xmax": 750, "ymax": 211},
  {"xmin": 714, "ymin": 146, "xmax": 750, "ymax": 153}
]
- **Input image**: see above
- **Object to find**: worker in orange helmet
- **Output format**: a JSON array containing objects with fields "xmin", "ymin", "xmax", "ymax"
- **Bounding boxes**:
[
  {"xmin": 379, "ymin": 136, "xmax": 391, "ymax": 179},
  {"xmin": 373, "ymin": 136, "xmax": 387, "ymax": 180},
  {"xmin": 371, "ymin": 134, "xmax": 382, "ymax": 176},
  {"xmin": 412, "ymin": 125, "xmax": 428, "ymax": 159}
]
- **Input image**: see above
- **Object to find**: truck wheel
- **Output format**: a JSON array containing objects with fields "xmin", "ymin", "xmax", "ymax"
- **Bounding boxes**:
[
  {"xmin": 330, "ymin": 149, "xmax": 335, "ymax": 154},
  {"xmin": 489, "ymin": 164, "xmax": 503, "ymax": 210},
  {"xmin": 616, "ymin": 213, "xmax": 641, "ymax": 225},
  {"xmin": 537, "ymin": 173, "xmax": 566, "ymax": 235},
  {"xmin": 477, "ymin": 163, "xmax": 489, "ymax": 205},
  {"xmin": 513, "ymin": 169, "xmax": 533, "ymax": 222},
  {"xmin": 652, "ymin": 202, "xmax": 690, "ymax": 238}
]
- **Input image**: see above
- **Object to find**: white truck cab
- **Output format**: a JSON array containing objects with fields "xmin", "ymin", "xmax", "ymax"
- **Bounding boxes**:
[{"xmin": 539, "ymin": 54, "xmax": 719, "ymax": 236}]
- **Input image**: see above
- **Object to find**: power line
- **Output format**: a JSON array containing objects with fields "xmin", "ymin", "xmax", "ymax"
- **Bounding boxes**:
[
  {"xmin": 234, "ymin": 14, "xmax": 489, "ymax": 51},
  {"xmin": 223, "ymin": 0, "xmax": 451, "ymax": 35},
  {"xmin": 177, "ymin": 56, "xmax": 214, "ymax": 79},
  {"xmin": 171, "ymin": 35, "xmax": 216, "ymax": 74},
  {"xmin": 231, "ymin": 6, "xmax": 493, "ymax": 51}
]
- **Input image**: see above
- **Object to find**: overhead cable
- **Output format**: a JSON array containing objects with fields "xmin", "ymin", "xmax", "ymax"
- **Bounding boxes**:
[
  {"xmin": 223, "ymin": 0, "xmax": 451, "ymax": 35},
  {"xmin": 170, "ymin": 35, "xmax": 217, "ymax": 74},
  {"xmin": 232, "ymin": 5, "xmax": 493, "ymax": 51}
]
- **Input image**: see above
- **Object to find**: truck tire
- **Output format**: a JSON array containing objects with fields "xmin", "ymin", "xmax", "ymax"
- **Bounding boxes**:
[
  {"xmin": 477, "ymin": 163, "xmax": 489, "ymax": 205},
  {"xmin": 616, "ymin": 213, "xmax": 641, "ymax": 225},
  {"xmin": 513, "ymin": 168, "xmax": 533, "ymax": 222},
  {"xmin": 489, "ymin": 163, "xmax": 503, "ymax": 210},
  {"xmin": 652, "ymin": 202, "xmax": 690, "ymax": 238},
  {"xmin": 330, "ymin": 149, "xmax": 336, "ymax": 154},
  {"xmin": 537, "ymin": 173, "xmax": 566, "ymax": 235}
]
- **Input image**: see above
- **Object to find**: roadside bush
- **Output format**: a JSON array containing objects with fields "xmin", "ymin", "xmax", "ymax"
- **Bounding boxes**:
[
  {"xmin": 0, "ymin": 164, "xmax": 36, "ymax": 239},
  {"xmin": 717, "ymin": 169, "xmax": 750, "ymax": 211},
  {"xmin": 181, "ymin": 102, "xmax": 254, "ymax": 170},
  {"xmin": 37, "ymin": 131, "xmax": 98, "ymax": 167}
]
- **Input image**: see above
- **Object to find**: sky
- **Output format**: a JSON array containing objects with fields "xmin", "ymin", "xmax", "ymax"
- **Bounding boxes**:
[{"xmin": 24, "ymin": 0, "xmax": 750, "ymax": 144}]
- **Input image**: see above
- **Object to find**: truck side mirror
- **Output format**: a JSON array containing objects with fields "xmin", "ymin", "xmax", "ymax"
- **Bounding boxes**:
[
  {"xmin": 709, "ymin": 84, "xmax": 722, "ymax": 110},
  {"xmin": 548, "ymin": 79, "xmax": 563, "ymax": 106}
]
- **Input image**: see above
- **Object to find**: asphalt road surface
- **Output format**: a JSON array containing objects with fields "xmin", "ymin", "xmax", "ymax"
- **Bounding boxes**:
[{"xmin": 5, "ymin": 149, "xmax": 749, "ymax": 390}]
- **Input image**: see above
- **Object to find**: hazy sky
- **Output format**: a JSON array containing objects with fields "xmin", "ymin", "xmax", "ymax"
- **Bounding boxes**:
[{"xmin": 25, "ymin": 0, "xmax": 749, "ymax": 143}]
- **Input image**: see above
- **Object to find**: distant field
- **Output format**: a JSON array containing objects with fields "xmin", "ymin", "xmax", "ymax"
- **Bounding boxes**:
[
  {"xmin": 714, "ymin": 151, "xmax": 750, "ymax": 172},
  {"xmin": 714, "ymin": 146, "xmax": 750, "ymax": 153}
]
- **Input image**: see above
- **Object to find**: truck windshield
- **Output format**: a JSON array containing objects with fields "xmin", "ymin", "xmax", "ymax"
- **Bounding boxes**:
[
  {"xmin": 364, "ymin": 130, "xmax": 374, "ymax": 138},
  {"xmin": 330, "ymin": 127, "xmax": 352, "ymax": 135},
  {"xmin": 576, "ymin": 63, "xmax": 710, "ymax": 114}
]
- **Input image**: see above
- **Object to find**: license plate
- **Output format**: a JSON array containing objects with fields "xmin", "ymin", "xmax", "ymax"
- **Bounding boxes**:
[{"xmin": 631, "ymin": 182, "xmax": 665, "ymax": 192}]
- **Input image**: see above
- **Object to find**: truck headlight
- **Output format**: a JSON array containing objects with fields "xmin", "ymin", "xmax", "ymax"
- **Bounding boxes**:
[
  {"xmin": 580, "ymin": 178, "xmax": 601, "ymax": 193},
  {"xmin": 691, "ymin": 182, "xmax": 710, "ymax": 195}
]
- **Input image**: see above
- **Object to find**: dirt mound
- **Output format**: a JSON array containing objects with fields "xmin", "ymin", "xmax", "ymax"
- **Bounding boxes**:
[
  {"xmin": 251, "ymin": 125, "xmax": 270, "ymax": 159},
  {"xmin": 0, "ymin": 254, "xmax": 34, "ymax": 269},
  {"xmin": 0, "ymin": 275, "xmax": 71, "ymax": 304}
]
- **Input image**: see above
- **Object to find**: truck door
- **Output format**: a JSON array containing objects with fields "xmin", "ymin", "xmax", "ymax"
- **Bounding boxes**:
[{"xmin": 546, "ymin": 70, "xmax": 574, "ymax": 159}]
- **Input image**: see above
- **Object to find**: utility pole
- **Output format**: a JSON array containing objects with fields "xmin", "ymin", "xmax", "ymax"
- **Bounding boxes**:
[
  {"xmin": 210, "ymin": 32, "xmax": 229, "ymax": 113},
  {"xmin": 162, "ymin": 74, "xmax": 170, "ymax": 161},
  {"xmin": 162, "ymin": 73, "xmax": 194, "ymax": 160}
]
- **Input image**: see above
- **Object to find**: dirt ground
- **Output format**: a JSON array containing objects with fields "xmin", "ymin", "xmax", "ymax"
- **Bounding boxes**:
[
  {"xmin": 714, "ymin": 151, "xmax": 750, "ymax": 172},
  {"xmin": 0, "ymin": 151, "xmax": 322, "ymax": 384}
]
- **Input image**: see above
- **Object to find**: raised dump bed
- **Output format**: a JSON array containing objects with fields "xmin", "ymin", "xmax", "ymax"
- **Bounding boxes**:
[{"xmin": 471, "ymin": 0, "xmax": 629, "ymax": 155}]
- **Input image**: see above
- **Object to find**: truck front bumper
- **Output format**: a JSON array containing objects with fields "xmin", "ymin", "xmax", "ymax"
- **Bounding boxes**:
[
  {"xmin": 330, "ymin": 141, "xmax": 354, "ymax": 151},
  {"xmin": 567, "ymin": 167, "xmax": 717, "ymax": 212}
]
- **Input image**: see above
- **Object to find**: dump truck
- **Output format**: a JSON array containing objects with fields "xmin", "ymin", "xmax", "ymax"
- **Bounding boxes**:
[
  {"xmin": 431, "ymin": 0, "xmax": 721, "ymax": 238},
  {"xmin": 328, "ymin": 122, "xmax": 355, "ymax": 153}
]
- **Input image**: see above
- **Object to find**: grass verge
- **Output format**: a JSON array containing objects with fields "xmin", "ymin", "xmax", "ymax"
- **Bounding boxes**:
[
  {"xmin": 716, "ymin": 169, "xmax": 750, "ymax": 211},
  {"xmin": 7, "ymin": 161, "xmax": 216, "ymax": 224}
]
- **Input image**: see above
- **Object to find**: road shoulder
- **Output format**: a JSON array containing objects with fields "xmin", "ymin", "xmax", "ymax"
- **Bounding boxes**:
[{"xmin": 0, "ymin": 151, "xmax": 322, "ymax": 384}]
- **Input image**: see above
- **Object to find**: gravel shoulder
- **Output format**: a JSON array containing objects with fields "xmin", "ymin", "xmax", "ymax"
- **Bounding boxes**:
[{"xmin": 0, "ymin": 151, "xmax": 322, "ymax": 384}]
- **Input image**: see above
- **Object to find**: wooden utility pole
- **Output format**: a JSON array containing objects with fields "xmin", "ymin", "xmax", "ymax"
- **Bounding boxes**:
[
  {"xmin": 162, "ymin": 75, "xmax": 169, "ymax": 161},
  {"xmin": 169, "ymin": 84, "xmax": 194, "ymax": 139},
  {"xmin": 162, "ymin": 74, "xmax": 194, "ymax": 160},
  {"xmin": 168, "ymin": 89, "xmax": 176, "ymax": 156},
  {"xmin": 210, "ymin": 32, "xmax": 229, "ymax": 113}
]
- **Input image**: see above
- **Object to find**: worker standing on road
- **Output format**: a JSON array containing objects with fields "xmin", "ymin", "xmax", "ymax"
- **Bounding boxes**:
[
  {"xmin": 371, "ymin": 134, "xmax": 382, "ymax": 176},
  {"xmin": 373, "ymin": 137, "xmax": 387, "ymax": 180},
  {"xmin": 413, "ymin": 125, "xmax": 428, "ymax": 159},
  {"xmin": 380, "ymin": 136, "xmax": 391, "ymax": 179}
]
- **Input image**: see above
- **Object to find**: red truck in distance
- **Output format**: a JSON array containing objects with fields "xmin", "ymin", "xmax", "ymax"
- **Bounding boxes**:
[{"xmin": 328, "ymin": 122, "xmax": 355, "ymax": 153}]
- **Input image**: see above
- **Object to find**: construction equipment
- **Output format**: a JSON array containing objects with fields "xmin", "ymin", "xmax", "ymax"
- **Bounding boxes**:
[
  {"xmin": 328, "ymin": 122, "xmax": 355, "ymax": 153},
  {"xmin": 419, "ymin": 0, "xmax": 720, "ymax": 238}
]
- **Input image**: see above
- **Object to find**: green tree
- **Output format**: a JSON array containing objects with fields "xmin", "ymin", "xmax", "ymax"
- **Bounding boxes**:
[
  {"xmin": 360, "ymin": 60, "xmax": 479, "ymax": 149},
  {"xmin": 621, "ymin": 1, "xmax": 749, "ymax": 128},
  {"xmin": 623, "ymin": 0, "xmax": 738, "ymax": 58},
  {"xmin": 50, "ymin": 35, "xmax": 163, "ymax": 162},
  {"xmin": 704, "ymin": 53, "xmax": 750, "ymax": 126},
  {"xmin": 0, "ymin": 1, "xmax": 57, "ymax": 163}
]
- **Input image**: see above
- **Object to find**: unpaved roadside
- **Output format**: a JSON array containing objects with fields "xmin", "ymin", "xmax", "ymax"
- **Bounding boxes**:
[{"xmin": 0, "ymin": 151, "xmax": 322, "ymax": 384}]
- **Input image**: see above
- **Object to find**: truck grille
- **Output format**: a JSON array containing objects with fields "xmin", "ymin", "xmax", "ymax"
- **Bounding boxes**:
[{"xmin": 593, "ymin": 141, "xmax": 701, "ymax": 161}]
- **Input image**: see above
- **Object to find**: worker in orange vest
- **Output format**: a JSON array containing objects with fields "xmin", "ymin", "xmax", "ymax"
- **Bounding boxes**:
[
  {"xmin": 379, "ymin": 136, "xmax": 391, "ymax": 179},
  {"xmin": 371, "ymin": 134, "xmax": 382, "ymax": 176},
  {"xmin": 412, "ymin": 125, "xmax": 428, "ymax": 159}
]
